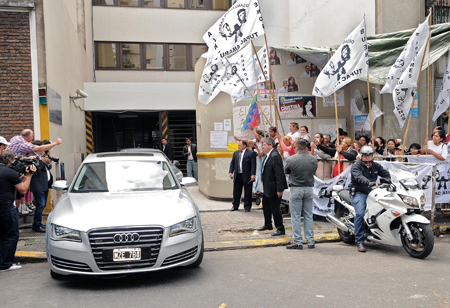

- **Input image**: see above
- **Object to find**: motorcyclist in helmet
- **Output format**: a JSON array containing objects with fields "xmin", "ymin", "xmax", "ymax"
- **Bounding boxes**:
[{"xmin": 350, "ymin": 145, "xmax": 391, "ymax": 253}]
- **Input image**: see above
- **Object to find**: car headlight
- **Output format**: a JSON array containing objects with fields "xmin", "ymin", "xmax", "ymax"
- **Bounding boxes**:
[
  {"xmin": 51, "ymin": 224, "xmax": 82, "ymax": 242},
  {"xmin": 176, "ymin": 171, "xmax": 183, "ymax": 179},
  {"xmin": 420, "ymin": 193, "xmax": 426, "ymax": 207},
  {"xmin": 169, "ymin": 217, "xmax": 197, "ymax": 237},
  {"xmin": 398, "ymin": 194, "xmax": 419, "ymax": 208}
]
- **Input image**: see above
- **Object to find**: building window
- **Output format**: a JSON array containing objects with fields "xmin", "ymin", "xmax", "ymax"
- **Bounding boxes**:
[
  {"xmin": 93, "ymin": 0, "xmax": 231, "ymax": 10},
  {"xmin": 120, "ymin": 0, "xmax": 139, "ymax": 5},
  {"xmin": 169, "ymin": 44, "xmax": 187, "ymax": 70},
  {"xmin": 191, "ymin": 45, "xmax": 207, "ymax": 70},
  {"xmin": 145, "ymin": 44, "xmax": 164, "ymax": 69},
  {"xmin": 97, "ymin": 43, "xmax": 117, "ymax": 68},
  {"xmin": 121, "ymin": 43, "xmax": 141, "ymax": 69},
  {"xmin": 96, "ymin": 42, "xmax": 207, "ymax": 71}
]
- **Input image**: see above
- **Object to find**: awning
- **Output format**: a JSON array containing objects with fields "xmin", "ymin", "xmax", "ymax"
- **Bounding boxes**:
[{"xmin": 274, "ymin": 22, "xmax": 450, "ymax": 85}]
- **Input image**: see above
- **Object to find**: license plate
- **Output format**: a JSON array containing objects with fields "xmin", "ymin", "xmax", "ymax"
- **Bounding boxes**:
[{"xmin": 112, "ymin": 248, "xmax": 141, "ymax": 261}]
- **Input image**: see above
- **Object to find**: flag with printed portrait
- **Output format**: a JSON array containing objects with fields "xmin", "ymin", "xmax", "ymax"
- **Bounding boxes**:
[
  {"xmin": 433, "ymin": 51, "xmax": 450, "ymax": 122},
  {"xmin": 203, "ymin": 0, "xmax": 265, "ymax": 60},
  {"xmin": 312, "ymin": 20, "xmax": 369, "ymax": 97}
]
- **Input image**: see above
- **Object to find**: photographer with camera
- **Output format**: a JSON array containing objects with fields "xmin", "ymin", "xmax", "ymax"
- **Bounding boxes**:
[
  {"xmin": 27, "ymin": 140, "xmax": 58, "ymax": 233},
  {"xmin": 0, "ymin": 151, "xmax": 36, "ymax": 271}
]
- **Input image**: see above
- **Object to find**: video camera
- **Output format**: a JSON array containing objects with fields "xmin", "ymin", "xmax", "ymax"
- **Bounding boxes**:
[
  {"xmin": 42, "ymin": 153, "xmax": 60, "ymax": 163},
  {"xmin": 10, "ymin": 157, "xmax": 40, "ymax": 175}
]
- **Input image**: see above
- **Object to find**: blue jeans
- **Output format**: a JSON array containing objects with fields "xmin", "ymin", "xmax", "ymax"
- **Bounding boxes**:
[
  {"xmin": 187, "ymin": 160, "xmax": 198, "ymax": 181},
  {"xmin": 350, "ymin": 193, "xmax": 368, "ymax": 244},
  {"xmin": 0, "ymin": 206, "xmax": 20, "ymax": 269},
  {"xmin": 290, "ymin": 187, "xmax": 314, "ymax": 245},
  {"xmin": 33, "ymin": 190, "xmax": 48, "ymax": 229}
]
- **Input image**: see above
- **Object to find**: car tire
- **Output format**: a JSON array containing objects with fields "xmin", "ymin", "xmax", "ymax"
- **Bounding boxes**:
[
  {"xmin": 50, "ymin": 270, "xmax": 66, "ymax": 280},
  {"xmin": 187, "ymin": 235, "xmax": 204, "ymax": 268}
]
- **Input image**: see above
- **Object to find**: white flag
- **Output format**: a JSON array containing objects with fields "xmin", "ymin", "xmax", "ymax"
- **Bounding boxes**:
[
  {"xmin": 218, "ymin": 44, "xmax": 257, "ymax": 96},
  {"xmin": 380, "ymin": 15, "xmax": 430, "ymax": 94},
  {"xmin": 198, "ymin": 57, "xmax": 228, "ymax": 105},
  {"xmin": 203, "ymin": 0, "xmax": 265, "ymax": 59},
  {"xmin": 432, "ymin": 52, "xmax": 450, "ymax": 122},
  {"xmin": 392, "ymin": 39, "xmax": 429, "ymax": 128},
  {"xmin": 312, "ymin": 20, "xmax": 368, "ymax": 97},
  {"xmin": 364, "ymin": 103, "xmax": 384, "ymax": 127}
]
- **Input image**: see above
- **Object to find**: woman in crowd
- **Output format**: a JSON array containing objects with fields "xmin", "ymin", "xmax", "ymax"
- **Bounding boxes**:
[
  {"xmin": 333, "ymin": 137, "xmax": 358, "ymax": 176},
  {"xmin": 353, "ymin": 140, "xmax": 362, "ymax": 158},
  {"xmin": 286, "ymin": 122, "xmax": 301, "ymax": 140},
  {"xmin": 375, "ymin": 137, "xmax": 386, "ymax": 155},
  {"xmin": 299, "ymin": 125, "xmax": 311, "ymax": 142},
  {"xmin": 420, "ymin": 130, "xmax": 448, "ymax": 161},
  {"xmin": 384, "ymin": 138, "xmax": 402, "ymax": 162},
  {"xmin": 287, "ymin": 76, "xmax": 298, "ymax": 92},
  {"xmin": 359, "ymin": 136, "xmax": 369, "ymax": 147},
  {"xmin": 403, "ymin": 143, "xmax": 421, "ymax": 162},
  {"xmin": 279, "ymin": 135, "xmax": 295, "ymax": 158},
  {"xmin": 302, "ymin": 100, "xmax": 316, "ymax": 118},
  {"xmin": 269, "ymin": 49, "xmax": 281, "ymax": 65},
  {"xmin": 310, "ymin": 135, "xmax": 333, "ymax": 180}
]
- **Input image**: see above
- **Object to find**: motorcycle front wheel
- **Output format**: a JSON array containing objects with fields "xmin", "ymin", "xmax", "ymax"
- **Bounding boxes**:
[{"xmin": 401, "ymin": 222, "xmax": 434, "ymax": 259}]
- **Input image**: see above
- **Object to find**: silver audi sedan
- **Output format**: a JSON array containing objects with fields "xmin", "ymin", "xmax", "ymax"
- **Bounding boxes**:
[{"xmin": 46, "ymin": 152, "xmax": 203, "ymax": 278}]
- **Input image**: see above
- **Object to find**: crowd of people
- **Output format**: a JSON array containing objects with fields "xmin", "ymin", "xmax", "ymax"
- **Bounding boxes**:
[
  {"xmin": 0, "ymin": 129, "xmax": 61, "ymax": 271},
  {"xmin": 230, "ymin": 122, "xmax": 449, "ymax": 252}
]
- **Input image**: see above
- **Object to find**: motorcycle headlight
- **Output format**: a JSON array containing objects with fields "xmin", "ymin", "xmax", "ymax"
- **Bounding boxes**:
[
  {"xmin": 169, "ymin": 217, "xmax": 197, "ymax": 237},
  {"xmin": 51, "ymin": 224, "xmax": 82, "ymax": 242},
  {"xmin": 398, "ymin": 194, "xmax": 419, "ymax": 208},
  {"xmin": 420, "ymin": 193, "xmax": 426, "ymax": 207}
]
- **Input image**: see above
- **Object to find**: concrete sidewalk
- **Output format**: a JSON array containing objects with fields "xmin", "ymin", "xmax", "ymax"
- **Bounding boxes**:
[{"xmin": 14, "ymin": 185, "xmax": 450, "ymax": 262}]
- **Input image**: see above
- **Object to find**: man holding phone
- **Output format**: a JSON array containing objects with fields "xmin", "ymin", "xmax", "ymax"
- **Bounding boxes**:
[{"xmin": 229, "ymin": 141, "xmax": 256, "ymax": 212}]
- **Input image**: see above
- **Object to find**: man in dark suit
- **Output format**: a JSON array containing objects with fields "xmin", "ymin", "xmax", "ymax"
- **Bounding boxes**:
[
  {"xmin": 229, "ymin": 141, "xmax": 256, "ymax": 212},
  {"xmin": 161, "ymin": 138, "xmax": 174, "ymax": 162},
  {"xmin": 257, "ymin": 137, "xmax": 288, "ymax": 236}
]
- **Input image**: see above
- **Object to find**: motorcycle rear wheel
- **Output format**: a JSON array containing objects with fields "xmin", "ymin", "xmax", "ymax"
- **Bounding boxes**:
[
  {"xmin": 401, "ymin": 222, "xmax": 434, "ymax": 259},
  {"xmin": 337, "ymin": 207, "xmax": 355, "ymax": 244}
]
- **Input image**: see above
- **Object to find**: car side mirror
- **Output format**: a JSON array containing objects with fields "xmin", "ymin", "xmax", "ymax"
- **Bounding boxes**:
[
  {"xmin": 173, "ymin": 160, "xmax": 180, "ymax": 167},
  {"xmin": 52, "ymin": 180, "xmax": 68, "ymax": 191},
  {"xmin": 180, "ymin": 177, "xmax": 196, "ymax": 187}
]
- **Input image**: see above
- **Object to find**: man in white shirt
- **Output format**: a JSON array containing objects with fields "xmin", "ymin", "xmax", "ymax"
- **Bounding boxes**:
[
  {"xmin": 300, "ymin": 65, "xmax": 311, "ymax": 78},
  {"xmin": 182, "ymin": 138, "xmax": 198, "ymax": 180}
]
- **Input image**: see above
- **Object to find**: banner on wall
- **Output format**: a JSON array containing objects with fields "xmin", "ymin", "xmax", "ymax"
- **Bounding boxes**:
[
  {"xmin": 282, "ymin": 160, "xmax": 437, "ymax": 216},
  {"xmin": 278, "ymin": 95, "xmax": 317, "ymax": 118}
]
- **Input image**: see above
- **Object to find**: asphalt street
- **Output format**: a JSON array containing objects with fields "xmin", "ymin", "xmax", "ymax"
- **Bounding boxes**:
[{"xmin": 2, "ymin": 236, "xmax": 450, "ymax": 308}]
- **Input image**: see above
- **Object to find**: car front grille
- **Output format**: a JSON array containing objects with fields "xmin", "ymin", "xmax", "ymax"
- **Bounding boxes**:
[
  {"xmin": 161, "ymin": 246, "xmax": 198, "ymax": 267},
  {"xmin": 88, "ymin": 226, "xmax": 163, "ymax": 271},
  {"xmin": 51, "ymin": 255, "xmax": 92, "ymax": 272}
]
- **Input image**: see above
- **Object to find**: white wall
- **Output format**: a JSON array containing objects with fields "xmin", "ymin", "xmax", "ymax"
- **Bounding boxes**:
[
  {"xmin": 289, "ymin": 0, "xmax": 376, "ymax": 47},
  {"xmin": 43, "ymin": 0, "xmax": 94, "ymax": 182},
  {"xmin": 84, "ymin": 82, "xmax": 196, "ymax": 111}
]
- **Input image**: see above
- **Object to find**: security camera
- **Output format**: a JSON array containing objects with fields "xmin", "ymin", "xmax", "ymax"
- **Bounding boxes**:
[{"xmin": 76, "ymin": 89, "xmax": 88, "ymax": 98}]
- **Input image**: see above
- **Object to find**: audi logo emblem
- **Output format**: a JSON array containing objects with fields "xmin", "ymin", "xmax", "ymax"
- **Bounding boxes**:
[{"xmin": 113, "ymin": 232, "xmax": 140, "ymax": 243}]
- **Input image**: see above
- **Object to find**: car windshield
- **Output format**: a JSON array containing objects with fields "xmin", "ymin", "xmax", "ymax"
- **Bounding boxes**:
[{"xmin": 71, "ymin": 160, "xmax": 177, "ymax": 193}]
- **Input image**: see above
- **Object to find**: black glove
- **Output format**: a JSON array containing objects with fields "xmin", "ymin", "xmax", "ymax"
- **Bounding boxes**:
[{"xmin": 368, "ymin": 181, "xmax": 376, "ymax": 188}]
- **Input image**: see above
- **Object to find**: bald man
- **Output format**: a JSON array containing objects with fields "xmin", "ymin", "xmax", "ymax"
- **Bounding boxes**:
[{"xmin": 8, "ymin": 129, "xmax": 61, "ymax": 156}]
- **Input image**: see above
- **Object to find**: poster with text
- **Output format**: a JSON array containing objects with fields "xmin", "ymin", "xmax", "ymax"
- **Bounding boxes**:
[
  {"xmin": 279, "ymin": 95, "xmax": 317, "ymax": 118},
  {"xmin": 323, "ymin": 90, "xmax": 345, "ymax": 107}
]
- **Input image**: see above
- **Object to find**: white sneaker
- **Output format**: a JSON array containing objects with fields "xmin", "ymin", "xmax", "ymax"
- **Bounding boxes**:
[
  {"xmin": 19, "ymin": 204, "xmax": 30, "ymax": 215},
  {"xmin": 0, "ymin": 264, "xmax": 22, "ymax": 271}
]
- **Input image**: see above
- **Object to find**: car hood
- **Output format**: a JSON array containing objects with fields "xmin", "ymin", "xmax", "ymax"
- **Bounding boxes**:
[{"xmin": 50, "ymin": 189, "xmax": 197, "ymax": 232}]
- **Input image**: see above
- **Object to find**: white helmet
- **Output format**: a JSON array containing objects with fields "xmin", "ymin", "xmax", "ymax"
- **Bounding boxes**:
[{"xmin": 360, "ymin": 145, "xmax": 374, "ymax": 163}]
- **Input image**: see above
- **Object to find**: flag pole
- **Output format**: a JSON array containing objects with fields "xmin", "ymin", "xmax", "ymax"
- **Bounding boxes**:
[
  {"xmin": 426, "ymin": 8, "xmax": 432, "ymax": 145},
  {"xmin": 401, "ymin": 36, "xmax": 431, "ymax": 156},
  {"xmin": 334, "ymin": 91, "xmax": 341, "ymax": 174},
  {"xmin": 364, "ymin": 16, "xmax": 374, "ymax": 144},
  {"xmin": 256, "ymin": 81, "xmax": 267, "ymax": 138},
  {"xmin": 263, "ymin": 35, "xmax": 286, "ymax": 136},
  {"xmin": 225, "ymin": 57, "xmax": 273, "ymax": 127}
]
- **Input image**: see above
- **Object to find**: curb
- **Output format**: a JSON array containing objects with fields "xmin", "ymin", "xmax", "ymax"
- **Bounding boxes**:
[
  {"xmin": 205, "ymin": 233, "xmax": 341, "ymax": 251},
  {"xmin": 15, "ymin": 251, "xmax": 47, "ymax": 263}
]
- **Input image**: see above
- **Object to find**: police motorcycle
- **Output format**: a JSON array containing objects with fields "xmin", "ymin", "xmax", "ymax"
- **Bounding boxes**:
[{"xmin": 326, "ymin": 148, "xmax": 434, "ymax": 259}]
